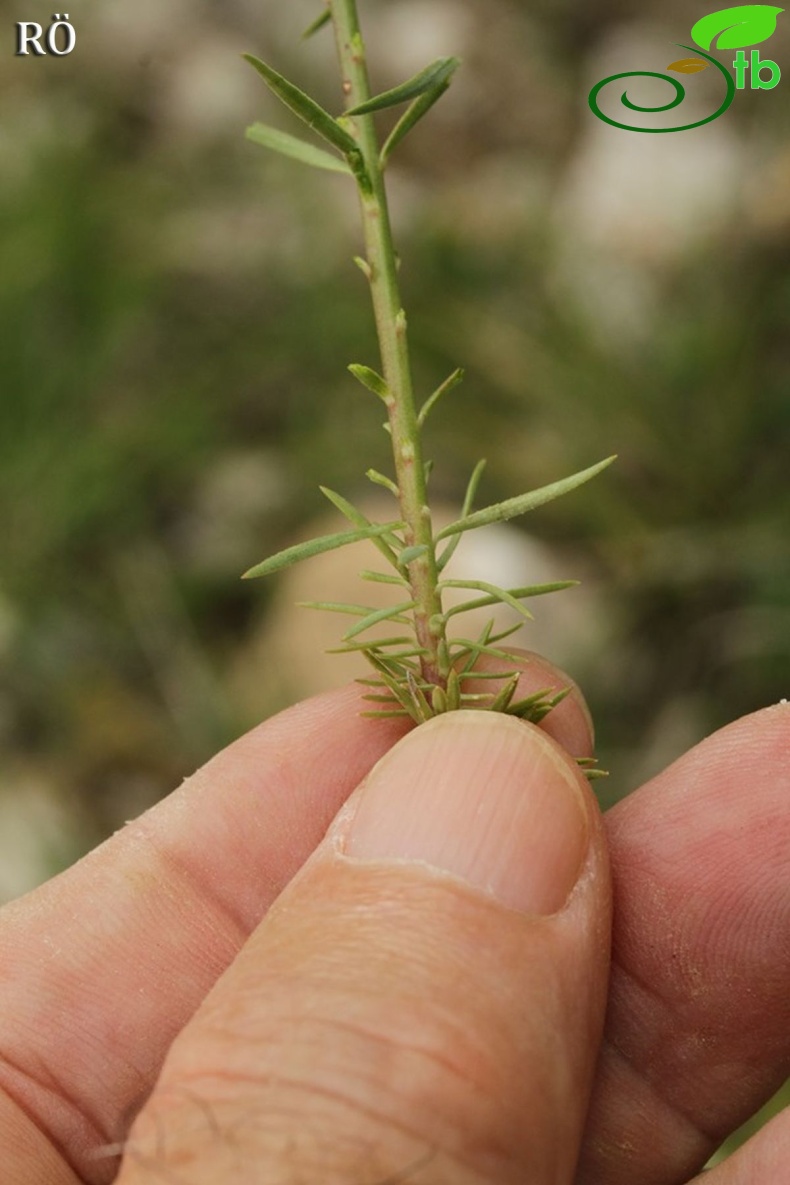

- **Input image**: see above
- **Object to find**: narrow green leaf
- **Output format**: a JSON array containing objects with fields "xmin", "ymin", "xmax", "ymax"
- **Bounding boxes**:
[
  {"xmin": 360, "ymin": 709, "xmax": 414, "ymax": 719},
  {"xmin": 436, "ymin": 458, "xmax": 487, "ymax": 572},
  {"xmin": 456, "ymin": 668, "xmax": 520, "ymax": 682},
  {"xmin": 443, "ymin": 581, "xmax": 577, "ymax": 620},
  {"xmin": 526, "ymin": 687, "xmax": 571, "ymax": 724},
  {"xmin": 319, "ymin": 485, "xmax": 374, "ymax": 525},
  {"xmin": 346, "ymin": 56, "xmax": 460, "ymax": 116},
  {"xmin": 363, "ymin": 656, "xmax": 413, "ymax": 681},
  {"xmin": 329, "ymin": 635, "xmax": 412, "ymax": 651},
  {"xmin": 449, "ymin": 638, "xmax": 520, "ymax": 662},
  {"xmin": 489, "ymin": 674, "xmax": 520, "ymax": 713},
  {"xmin": 505, "ymin": 687, "xmax": 553, "ymax": 715},
  {"xmin": 342, "ymin": 646, "xmax": 426, "ymax": 660},
  {"xmin": 366, "ymin": 469, "xmax": 399, "ymax": 496},
  {"xmin": 343, "ymin": 600, "xmax": 417, "ymax": 640},
  {"xmin": 486, "ymin": 621, "xmax": 526, "ymax": 646},
  {"xmin": 348, "ymin": 363, "xmax": 391, "ymax": 402},
  {"xmin": 435, "ymin": 456, "xmax": 616, "ymax": 541},
  {"xmin": 407, "ymin": 671, "xmax": 434, "ymax": 723},
  {"xmin": 297, "ymin": 600, "xmax": 381, "ymax": 616},
  {"xmin": 319, "ymin": 486, "xmax": 401, "ymax": 567},
  {"xmin": 369, "ymin": 657, "xmax": 420, "ymax": 678},
  {"xmin": 353, "ymin": 255, "xmax": 372, "ymax": 280},
  {"xmin": 245, "ymin": 123, "xmax": 351, "ymax": 173},
  {"xmin": 418, "ymin": 367, "xmax": 464, "ymax": 427},
  {"xmin": 363, "ymin": 654, "xmax": 422, "ymax": 722},
  {"xmin": 243, "ymin": 53, "xmax": 360, "ymax": 157},
  {"xmin": 446, "ymin": 668, "xmax": 461, "ymax": 710},
  {"xmin": 440, "ymin": 579, "xmax": 540, "ymax": 622},
  {"xmin": 380, "ymin": 76, "xmax": 454, "ymax": 169},
  {"xmin": 302, "ymin": 8, "xmax": 332, "ymax": 39},
  {"xmin": 360, "ymin": 570, "xmax": 408, "ymax": 586},
  {"xmin": 583, "ymin": 766, "xmax": 609, "ymax": 781},
  {"xmin": 242, "ymin": 521, "xmax": 403, "ymax": 578},
  {"xmin": 398, "ymin": 544, "xmax": 429, "ymax": 566},
  {"xmin": 451, "ymin": 623, "xmax": 523, "ymax": 678}
]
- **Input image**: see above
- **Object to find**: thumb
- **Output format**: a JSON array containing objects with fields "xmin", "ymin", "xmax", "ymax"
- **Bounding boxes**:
[{"xmin": 118, "ymin": 712, "xmax": 611, "ymax": 1185}]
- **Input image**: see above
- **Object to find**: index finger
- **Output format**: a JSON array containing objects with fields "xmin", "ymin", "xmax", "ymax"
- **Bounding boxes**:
[
  {"xmin": 578, "ymin": 702, "xmax": 790, "ymax": 1184},
  {"xmin": 0, "ymin": 683, "xmax": 406, "ymax": 1184}
]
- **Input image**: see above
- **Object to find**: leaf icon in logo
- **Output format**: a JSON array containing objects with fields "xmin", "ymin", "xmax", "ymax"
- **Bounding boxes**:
[
  {"xmin": 691, "ymin": 5, "xmax": 784, "ymax": 50},
  {"xmin": 667, "ymin": 57, "xmax": 710, "ymax": 72}
]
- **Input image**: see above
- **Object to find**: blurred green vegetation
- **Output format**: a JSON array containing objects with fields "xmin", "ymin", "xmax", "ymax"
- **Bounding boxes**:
[{"xmin": 1, "ymin": 0, "xmax": 789, "ymax": 1165}]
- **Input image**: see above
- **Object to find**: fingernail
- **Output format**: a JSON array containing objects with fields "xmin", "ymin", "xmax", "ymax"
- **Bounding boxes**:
[{"xmin": 343, "ymin": 711, "xmax": 589, "ymax": 914}]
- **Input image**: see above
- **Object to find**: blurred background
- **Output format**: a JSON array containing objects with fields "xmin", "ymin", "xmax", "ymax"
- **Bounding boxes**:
[{"xmin": 1, "ymin": 0, "xmax": 789, "ymax": 1159}]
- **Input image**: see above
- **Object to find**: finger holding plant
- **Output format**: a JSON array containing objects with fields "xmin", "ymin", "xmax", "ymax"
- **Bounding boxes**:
[{"xmin": 241, "ymin": 0, "xmax": 613, "ymax": 765}]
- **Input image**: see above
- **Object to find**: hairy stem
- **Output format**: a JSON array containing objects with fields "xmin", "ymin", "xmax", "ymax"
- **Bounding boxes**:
[{"xmin": 329, "ymin": 0, "xmax": 446, "ymax": 689}]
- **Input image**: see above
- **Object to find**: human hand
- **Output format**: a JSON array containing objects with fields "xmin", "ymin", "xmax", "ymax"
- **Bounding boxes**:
[{"xmin": 0, "ymin": 656, "xmax": 787, "ymax": 1184}]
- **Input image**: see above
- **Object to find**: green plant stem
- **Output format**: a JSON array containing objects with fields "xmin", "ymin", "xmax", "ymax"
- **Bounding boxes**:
[{"xmin": 329, "ymin": 0, "xmax": 446, "ymax": 689}]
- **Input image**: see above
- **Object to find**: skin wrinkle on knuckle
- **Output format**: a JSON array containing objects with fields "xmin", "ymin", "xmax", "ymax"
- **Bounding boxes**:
[
  {"xmin": 0, "ymin": 1047, "xmax": 112, "ymax": 1185},
  {"xmin": 158, "ymin": 1000, "xmax": 524, "ymax": 1181},
  {"xmin": 589, "ymin": 1034, "xmax": 713, "ymax": 1178},
  {"xmin": 141, "ymin": 893, "xmax": 555, "ymax": 1182},
  {"xmin": 125, "ymin": 1073, "xmax": 496, "ymax": 1185},
  {"xmin": 606, "ymin": 956, "xmax": 718, "ymax": 1125},
  {"xmin": 581, "ymin": 943, "xmax": 779, "ymax": 1181}
]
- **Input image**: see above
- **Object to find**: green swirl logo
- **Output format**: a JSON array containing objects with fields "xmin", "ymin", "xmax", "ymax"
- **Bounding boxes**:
[{"xmin": 588, "ymin": 5, "xmax": 784, "ymax": 132}]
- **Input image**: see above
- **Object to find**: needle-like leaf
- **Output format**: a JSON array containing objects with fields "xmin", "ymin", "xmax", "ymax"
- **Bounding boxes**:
[
  {"xmin": 245, "ymin": 123, "xmax": 351, "ymax": 173},
  {"xmin": 302, "ymin": 9, "xmax": 332, "ymax": 39},
  {"xmin": 418, "ymin": 368, "xmax": 464, "ymax": 427},
  {"xmin": 436, "ymin": 456, "xmax": 617, "ymax": 540},
  {"xmin": 348, "ymin": 363, "xmax": 391, "ymax": 402},
  {"xmin": 329, "ymin": 635, "xmax": 413, "ymax": 651},
  {"xmin": 243, "ymin": 53, "xmax": 360, "ymax": 157},
  {"xmin": 343, "ymin": 600, "xmax": 417, "ymax": 640},
  {"xmin": 360, "ymin": 570, "xmax": 409, "ymax": 585},
  {"xmin": 446, "ymin": 668, "xmax": 461, "ymax": 710},
  {"xmin": 443, "ymin": 581, "xmax": 578, "ymax": 620},
  {"xmin": 436, "ymin": 458, "xmax": 487, "ymax": 573},
  {"xmin": 489, "ymin": 674, "xmax": 521, "ymax": 713},
  {"xmin": 380, "ymin": 76, "xmax": 454, "ymax": 169},
  {"xmin": 406, "ymin": 671, "xmax": 433, "ymax": 722},
  {"xmin": 360, "ymin": 708, "xmax": 414, "ymax": 719},
  {"xmin": 297, "ymin": 600, "xmax": 381, "ymax": 616},
  {"xmin": 440, "ymin": 578, "xmax": 540, "ymax": 622},
  {"xmin": 319, "ymin": 486, "xmax": 401, "ymax": 567},
  {"xmin": 366, "ymin": 469, "xmax": 399, "ymax": 496},
  {"xmin": 449, "ymin": 637, "xmax": 522, "ymax": 662},
  {"xmin": 398, "ymin": 544, "xmax": 430, "ymax": 566},
  {"xmin": 346, "ymin": 56, "xmax": 461, "ymax": 116},
  {"xmin": 353, "ymin": 255, "xmax": 372, "ymax": 280},
  {"xmin": 242, "ymin": 521, "xmax": 403, "ymax": 578},
  {"xmin": 513, "ymin": 687, "xmax": 571, "ymax": 723}
]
